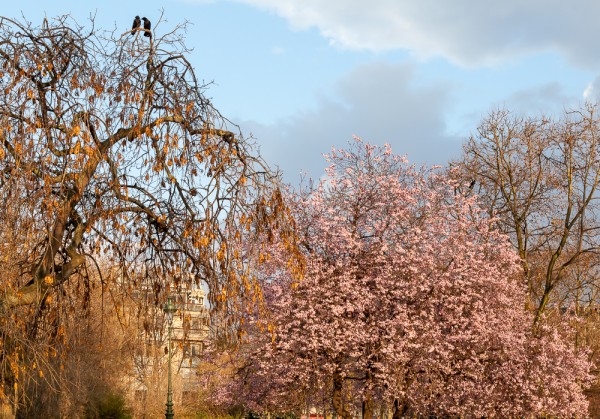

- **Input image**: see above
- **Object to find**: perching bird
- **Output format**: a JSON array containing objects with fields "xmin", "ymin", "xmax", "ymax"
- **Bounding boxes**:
[
  {"xmin": 142, "ymin": 17, "xmax": 152, "ymax": 38},
  {"xmin": 131, "ymin": 16, "xmax": 141, "ymax": 36}
]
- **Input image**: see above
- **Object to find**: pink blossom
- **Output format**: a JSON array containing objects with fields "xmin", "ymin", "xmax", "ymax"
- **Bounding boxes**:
[{"xmin": 224, "ymin": 138, "xmax": 592, "ymax": 417}]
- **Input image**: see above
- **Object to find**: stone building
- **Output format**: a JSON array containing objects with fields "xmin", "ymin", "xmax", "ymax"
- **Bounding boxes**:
[{"xmin": 125, "ymin": 284, "xmax": 210, "ymax": 416}]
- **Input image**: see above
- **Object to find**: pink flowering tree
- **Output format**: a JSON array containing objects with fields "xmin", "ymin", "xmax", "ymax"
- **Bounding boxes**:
[{"xmin": 221, "ymin": 138, "xmax": 592, "ymax": 418}]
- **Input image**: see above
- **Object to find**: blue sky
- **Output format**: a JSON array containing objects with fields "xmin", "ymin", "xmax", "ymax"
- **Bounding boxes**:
[{"xmin": 5, "ymin": 1, "xmax": 598, "ymax": 182}]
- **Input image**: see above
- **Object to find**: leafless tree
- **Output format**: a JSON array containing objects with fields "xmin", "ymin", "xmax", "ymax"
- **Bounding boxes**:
[{"xmin": 452, "ymin": 105, "xmax": 600, "ymax": 323}]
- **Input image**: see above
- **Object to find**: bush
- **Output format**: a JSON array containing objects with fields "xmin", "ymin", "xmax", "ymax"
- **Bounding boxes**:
[{"xmin": 84, "ymin": 391, "xmax": 132, "ymax": 419}]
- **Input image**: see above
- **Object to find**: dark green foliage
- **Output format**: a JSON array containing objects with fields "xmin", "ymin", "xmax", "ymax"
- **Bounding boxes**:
[{"xmin": 84, "ymin": 391, "xmax": 132, "ymax": 419}]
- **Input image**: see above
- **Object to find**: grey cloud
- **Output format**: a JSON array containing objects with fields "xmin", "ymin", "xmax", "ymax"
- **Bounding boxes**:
[
  {"xmin": 501, "ymin": 82, "xmax": 579, "ymax": 115},
  {"xmin": 239, "ymin": 62, "xmax": 460, "ymax": 183},
  {"xmin": 234, "ymin": 0, "xmax": 600, "ymax": 68}
]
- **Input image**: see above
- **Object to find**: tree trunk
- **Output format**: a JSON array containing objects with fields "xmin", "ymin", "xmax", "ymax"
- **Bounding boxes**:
[
  {"xmin": 362, "ymin": 396, "xmax": 373, "ymax": 419},
  {"xmin": 332, "ymin": 370, "xmax": 351, "ymax": 419},
  {"xmin": 392, "ymin": 399, "xmax": 407, "ymax": 419}
]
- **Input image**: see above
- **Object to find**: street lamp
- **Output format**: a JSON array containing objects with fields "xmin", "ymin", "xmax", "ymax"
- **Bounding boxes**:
[{"xmin": 163, "ymin": 295, "xmax": 177, "ymax": 419}]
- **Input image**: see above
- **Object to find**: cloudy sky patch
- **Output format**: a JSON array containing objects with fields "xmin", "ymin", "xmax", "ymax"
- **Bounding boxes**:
[
  {"xmin": 4, "ymin": 0, "xmax": 597, "ymax": 181},
  {"xmin": 233, "ymin": 0, "xmax": 600, "ymax": 68}
]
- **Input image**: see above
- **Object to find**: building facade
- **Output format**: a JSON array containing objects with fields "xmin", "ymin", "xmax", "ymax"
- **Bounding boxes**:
[{"xmin": 126, "ymin": 284, "xmax": 210, "ymax": 416}]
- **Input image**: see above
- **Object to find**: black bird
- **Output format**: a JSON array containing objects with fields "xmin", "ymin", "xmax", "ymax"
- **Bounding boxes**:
[
  {"xmin": 142, "ymin": 17, "xmax": 152, "ymax": 38},
  {"xmin": 131, "ymin": 16, "xmax": 141, "ymax": 36}
]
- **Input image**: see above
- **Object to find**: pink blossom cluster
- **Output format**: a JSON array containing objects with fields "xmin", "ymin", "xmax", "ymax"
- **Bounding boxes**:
[{"xmin": 223, "ymin": 138, "xmax": 592, "ymax": 417}]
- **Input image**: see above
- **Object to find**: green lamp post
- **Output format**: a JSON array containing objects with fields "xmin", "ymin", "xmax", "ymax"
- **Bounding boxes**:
[{"xmin": 163, "ymin": 295, "xmax": 177, "ymax": 419}]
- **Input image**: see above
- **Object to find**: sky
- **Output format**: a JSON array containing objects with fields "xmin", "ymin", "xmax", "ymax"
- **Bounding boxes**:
[{"xmin": 4, "ymin": 1, "xmax": 599, "ymax": 183}]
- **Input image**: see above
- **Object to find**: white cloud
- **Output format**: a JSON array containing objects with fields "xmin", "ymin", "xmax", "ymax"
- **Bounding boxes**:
[
  {"xmin": 233, "ymin": 0, "xmax": 600, "ymax": 68},
  {"xmin": 584, "ymin": 83, "xmax": 594, "ymax": 100},
  {"xmin": 581, "ymin": 78, "xmax": 600, "ymax": 102}
]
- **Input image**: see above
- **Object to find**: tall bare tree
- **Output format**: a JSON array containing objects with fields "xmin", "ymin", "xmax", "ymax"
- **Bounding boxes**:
[{"xmin": 452, "ymin": 105, "xmax": 600, "ymax": 322}]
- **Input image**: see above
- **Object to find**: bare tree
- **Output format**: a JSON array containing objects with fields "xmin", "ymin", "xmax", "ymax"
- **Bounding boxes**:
[
  {"xmin": 452, "ymin": 105, "xmax": 600, "ymax": 322},
  {"xmin": 0, "ymin": 14, "xmax": 301, "ymax": 414}
]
